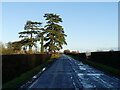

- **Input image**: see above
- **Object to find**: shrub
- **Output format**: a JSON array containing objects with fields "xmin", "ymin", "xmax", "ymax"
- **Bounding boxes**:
[{"xmin": 64, "ymin": 50, "xmax": 71, "ymax": 54}]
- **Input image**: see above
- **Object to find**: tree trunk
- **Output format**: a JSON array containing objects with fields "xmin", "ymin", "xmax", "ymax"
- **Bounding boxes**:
[
  {"xmin": 29, "ymin": 45, "xmax": 32, "ymax": 51},
  {"xmin": 40, "ymin": 35, "xmax": 44, "ymax": 53},
  {"xmin": 29, "ymin": 33, "xmax": 33, "ymax": 52}
]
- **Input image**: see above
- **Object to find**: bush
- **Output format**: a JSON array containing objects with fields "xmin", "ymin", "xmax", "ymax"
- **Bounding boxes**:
[{"xmin": 64, "ymin": 50, "xmax": 71, "ymax": 54}]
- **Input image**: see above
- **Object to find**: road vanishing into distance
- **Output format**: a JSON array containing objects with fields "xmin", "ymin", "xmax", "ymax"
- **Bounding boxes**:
[{"xmin": 28, "ymin": 54, "xmax": 120, "ymax": 89}]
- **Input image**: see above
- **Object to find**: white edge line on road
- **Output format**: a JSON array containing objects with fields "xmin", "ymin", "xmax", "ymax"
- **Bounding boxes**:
[{"xmin": 28, "ymin": 79, "xmax": 39, "ymax": 89}]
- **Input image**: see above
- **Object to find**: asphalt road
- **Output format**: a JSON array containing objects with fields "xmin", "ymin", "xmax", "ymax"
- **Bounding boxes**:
[{"xmin": 28, "ymin": 54, "xmax": 120, "ymax": 89}]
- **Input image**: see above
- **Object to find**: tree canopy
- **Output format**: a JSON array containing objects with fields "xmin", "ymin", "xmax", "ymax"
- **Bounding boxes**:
[
  {"xmin": 19, "ymin": 21, "xmax": 42, "ymax": 51},
  {"xmin": 9, "ymin": 13, "xmax": 67, "ymax": 53},
  {"xmin": 43, "ymin": 13, "xmax": 67, "ymax": 53}
]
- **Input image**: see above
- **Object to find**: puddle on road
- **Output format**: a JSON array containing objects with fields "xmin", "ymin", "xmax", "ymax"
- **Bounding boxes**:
[
  {"xmin": 42, "ymin": 67, "xmax": 46, "ymax": 72},
  {"xmin": 78, "ymin": 73, "xmax": 103, "ymax": 76},
  {"xmin": 77, "ymin": 73, "xmax": 114, "ymax": 88},
  {"xmin": 79, "ymin": 66, "xmax": 86, "ymax": 70},
  {"xmin": 77, "ymin": 74, "xmax": 96, "ymax": 88},
  {"xmin": 77, "ymin": 73, "xmax": 103, "ymax": 88},
  {"xmin": 77, "ymin": 73, "xmax": 103, "ymax": 79}
]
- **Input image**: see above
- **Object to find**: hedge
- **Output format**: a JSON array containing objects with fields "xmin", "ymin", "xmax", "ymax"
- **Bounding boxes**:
[
  {"xmin": 2, "ymin": 54, "xmax": 51, "ymax": 84},
  {"xmin": 65, "ymin": 53, "xmax": 86, "ymax": 59},
  {"xmin": 90, "ymin": 51, "xmax": 120, "ymax": 69}
]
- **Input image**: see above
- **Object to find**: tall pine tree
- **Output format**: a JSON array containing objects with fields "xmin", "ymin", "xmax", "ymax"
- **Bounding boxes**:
[
  {"xmin": 19, "ymin": 21, "xmax": 42, "ymax": 51},
  {"xmin": 44, "ymin": 13, "xmax": 67, "ymax": 53},
  {"xmin": 36, "ymin": 28, "xmax": 46, "ymax": 52}
]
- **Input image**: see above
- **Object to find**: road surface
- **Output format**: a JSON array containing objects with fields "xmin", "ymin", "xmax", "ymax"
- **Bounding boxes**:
[{"xmin": 28, "ymin": 54, "xmax": 120, "ymax": 89}]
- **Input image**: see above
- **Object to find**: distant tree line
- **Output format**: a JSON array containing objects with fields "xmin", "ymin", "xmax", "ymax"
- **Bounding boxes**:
[
  {"xmin": 1, "ymin": 13, "xmax": 67, "ymax": 54},
  {"xmin": 64, "ymin": 50, "xmax": 80, "ymax": 54}
]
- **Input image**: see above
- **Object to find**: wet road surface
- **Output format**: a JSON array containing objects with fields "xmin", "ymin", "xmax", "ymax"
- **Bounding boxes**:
[{"xmin": 28, "ymin": 54, "xmax": 120, "ymax": 89}]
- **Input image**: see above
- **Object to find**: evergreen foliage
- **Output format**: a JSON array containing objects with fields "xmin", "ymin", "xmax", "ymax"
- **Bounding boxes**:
[
  {"xmin": 6, "ymin": 13, "xmax": 67, "ymax": 53},
  {"xmin": 43, "ymin": 13, "xmax": 67, "ymax": 53},
  {"xmin": 19, "ymin": 21, "xmax": 42, "ymax": 51},
  {"xmin": 36, "ymin": 28, "xmax": 46, "ymax": 52}
]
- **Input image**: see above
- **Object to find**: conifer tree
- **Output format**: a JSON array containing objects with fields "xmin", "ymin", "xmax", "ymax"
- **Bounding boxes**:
[
  {"xmin": 36, "ymin": 28, "xmax": 46, "ymax": 52},
  {"xmin": 44, "ymin": 13, "xmax": 67, "ymax": 53},
  {"xmin": 19, "ymin": 21, "xmax": 42, "ymax": 51}
]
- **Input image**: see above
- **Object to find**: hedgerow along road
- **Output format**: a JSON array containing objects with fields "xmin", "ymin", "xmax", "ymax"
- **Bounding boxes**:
[{"xmin": 27, "ymin": 54, "xmax": 120, "ymax": 89}]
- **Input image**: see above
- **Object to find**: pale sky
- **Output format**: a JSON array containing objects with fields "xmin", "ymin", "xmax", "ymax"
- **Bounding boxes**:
[{"xmin": 1, "ymin": 2, "xmax": 118, "ymax": 52}]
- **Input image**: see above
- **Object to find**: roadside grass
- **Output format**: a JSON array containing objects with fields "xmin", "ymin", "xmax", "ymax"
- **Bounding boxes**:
[
  {"xmin": 2, "ymin": 54, "xmax": 61, "ymax": 89},
  {"xmin": 68, "ymin": 55, "xmax": 120, "ymax": 78}
]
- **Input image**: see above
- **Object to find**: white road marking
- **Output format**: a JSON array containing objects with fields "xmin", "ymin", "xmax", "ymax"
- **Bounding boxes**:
[{"xmin": 28, "ymin": 79, "xmax": 39, "ymax": 89}]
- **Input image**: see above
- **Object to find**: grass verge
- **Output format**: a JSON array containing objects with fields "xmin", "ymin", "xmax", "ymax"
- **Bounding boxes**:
[
  {"xmin": 2, "ymin": 54, "xmax": 61, "ymax": 89},
  {"xmin": 68, "ymin": 55, "xmax": 120, "ymax": 78}
]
